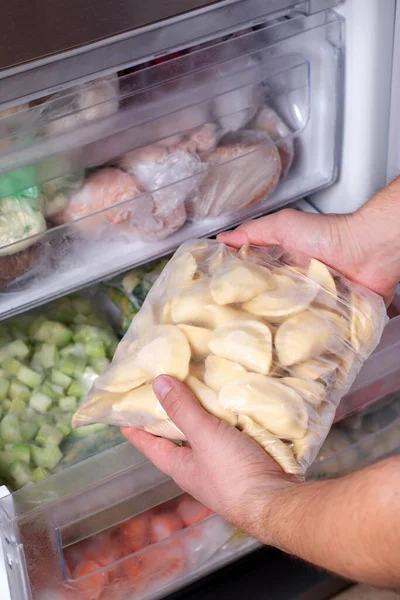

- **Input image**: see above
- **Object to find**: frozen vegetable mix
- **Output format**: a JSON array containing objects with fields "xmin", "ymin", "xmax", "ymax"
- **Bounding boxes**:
[
  {"xmin": 73, "ymin": 240, "xmax": 388, "ymax": 475},
  {"xmin": 0, "ymin": 296, "xmax": 123, "ymax": 490}
]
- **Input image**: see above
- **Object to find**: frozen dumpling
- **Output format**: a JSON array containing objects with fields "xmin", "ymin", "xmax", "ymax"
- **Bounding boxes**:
[
  {"xmin": 307, "ymin": 259, "xmax": 337, "ymax": 307},
  {"xmin": 204, "ymin": 355, "xmax": 247, "ymax": 392},
  {"xmin": 243, "ymin": 273, "xmax": 318, "ymax": 322},
  {"xmin": 178, "ymin": 325, "xmax": 212, "ymax": 358},
  {"xmin": 281, "ymin": 377, "xmax": 326, "ymax": 408},
  {"xmin": 209, "ymin": 321, "xmax": 272, "ymax": 374},
  {"xmin": 350, "ymin": 292, "xmax": 378, "ymax": 357},
  {"xmin": 210, "ymin": 262, "xmax": 274, "ymax": 304},
  {"xmin": 219, "ymin": 374, "xmax": 308, "ymax": 439},
  {"xmin": 185, "ymin": 375, "xmax": 237, "ymax": 426},
  {"xmin": 133, "ymin": 325, "xmax": 191, "ymax": 381},
  {"xmin": 290, "ymin": 357, "xmax": 337, "ymax": 381},
  {"xmin": 100, "ymin": 364, "xmax": 149, "ymax": 393},
  {"xmin": 112, "ymin": 384, "xmax": 185, "ymax": 440},
  {"xmin": 171, "ymin": 290, "xmax": 258, "ymax": 329},
  {"xmin": 237, "ymin": 415, "xmax": 302, "ymax": 475},
  {"xmin": 275, "ymin": 310, "xmax": 347, "ymax": 367}
]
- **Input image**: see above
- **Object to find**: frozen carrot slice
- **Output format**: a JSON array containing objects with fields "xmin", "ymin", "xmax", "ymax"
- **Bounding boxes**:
[
  {"xmin": 150, "ymin": 512, "xmax": 184, "ymax": 543},
  {"xmin": 123, "ymin": 539, "xmax": 187, "ymax": 594},
  {"xmin": 117, "ymin": 512, "xmax": 151, "ymax": 553},
  {"xmin": 176, "ymin": 496, "xmax": 213, "ymax": 527},
  {"xmin": 82, "ymin": 533, "xmax": 122, "ymax": 568},
  {"xmin": 74, "ymin": 559, "xmax": 108, "ymax": 600}
]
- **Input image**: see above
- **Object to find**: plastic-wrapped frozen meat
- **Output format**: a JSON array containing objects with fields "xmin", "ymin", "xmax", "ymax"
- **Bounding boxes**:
[
  {"xmin": 0, "ymin": 190, "xmax": 46, "ymax": 288},
  {"xmin": 40, "ymin": 75, "xmax": 120, "ymax": 136},
  {"xmin": 249, "ymin": 105, "xmax": 294, "ymax": 179},
  {"xmin": 210, "ymin": 56, "xmax": 262, "ymax": 132},
  {"xmin": 119, "ymin": 145, "xmax": 204, "ymax": 238},
  {"xmin": 73, "ymin": 240, "xmax": 388, "ymax": 477},
  {"xmin": 52, "ymin": 167, "xmax": 144, "ymax": 232},
  {"xmin": 187, "ymin": 130, "xmax": 281, "ymax": 218}
]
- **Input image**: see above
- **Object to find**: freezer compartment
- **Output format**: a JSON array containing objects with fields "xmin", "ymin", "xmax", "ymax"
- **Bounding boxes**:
[{"xmin": 0, "ymin": 9, "xmax": 344, "ymax": 319}]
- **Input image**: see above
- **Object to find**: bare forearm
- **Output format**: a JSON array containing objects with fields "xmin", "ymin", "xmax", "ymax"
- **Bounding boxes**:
[{"xmin": 261, "ymin": 457, "xmax": 400, "ymax": 588}]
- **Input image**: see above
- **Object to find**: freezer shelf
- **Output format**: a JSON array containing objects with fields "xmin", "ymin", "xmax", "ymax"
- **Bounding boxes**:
[
  {"xmin": 1, "ymin": 315, "xmax": 399, "ymax": 600},
  {"xmin": 0, "ymin": 9, "xmax": 343, "ymax": 320}
]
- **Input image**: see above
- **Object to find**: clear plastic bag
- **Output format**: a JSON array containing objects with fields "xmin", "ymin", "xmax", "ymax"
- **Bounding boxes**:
[
  {"xmin": 73, "ymin": 240, "xmax": 388, "ymax": 476},
  {"xmin": 187, "ymin": 131, "xmax": 281, "ymax": 218}
]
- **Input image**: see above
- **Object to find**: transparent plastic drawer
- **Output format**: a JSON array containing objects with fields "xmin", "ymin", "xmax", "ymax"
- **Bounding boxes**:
[{"xmin": 0, "ymin": 9, "xmax": 344, "ymax": 320}]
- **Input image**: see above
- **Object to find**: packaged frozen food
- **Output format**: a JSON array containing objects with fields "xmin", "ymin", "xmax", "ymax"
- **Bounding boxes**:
[
  {"xmin": 0, "ymin": 295, "xmax": 123, "ymax": 490},
  {"xmin": 0, "ymin": 187, "xmax": 47, "ymax": 288},
  {"xmin": 72, "ymin": 240, "xmax": 388, "ymax": 476},
  {"xmin": 249, "ymin": 105, "xmax": 295, "ymax": 179},
  {"xmin": 40, "ymin": 75, "xmax": 120, "ymax": 136},
  {"xmin": 39, "ymin": 494, "xmax": 231, "ymax": 600},
  {"xmin": 52, "ymin": 167, "xmax": 144, "ymax": 231},
  {"xmin": 187, "ymin": 131, "xmax": 281, "ymax": 217},
  {"xmin": 118, "ymin": 145, "xmax": 203, "ymax": 236},
  {"xmin": 104, "ymin": 257, "xmax": 169, "ymax": 332}
]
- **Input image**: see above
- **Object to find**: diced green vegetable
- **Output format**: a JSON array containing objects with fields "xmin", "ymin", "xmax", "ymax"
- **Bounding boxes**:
[
  {"xmin": 3, "ymin": 357, "xmax": 22, "ymax": 376},
  {"xmin": 9, "ymin": 380, "xmax": 30, "ymax": 402},
  {"xmin": 67, "ymin": 380, "xmax": 88, "ymax": 399},
  {"xmin": 29, "ymin": 316, "xmax": 47, "ymax": 338},
  {"xmin": 0, "ymin": 415, "xmax": 22, "ymax": 443},
  {"xmin": 17, "ymin": 365, "xmax": 43, "ymax": 389},
  {"xmin": 33, "ymin": 321, "xmax": 73, "ymax": 348},
  {"xmin": 9, "ymin": 397, "xmax": 26, "ymax": 416},
  {"xmin": 34, "ymin": 343, "xmax": 59, "ymax": 370},
  {"xmin": 31, "ymin": 444, "xmax": 63, "ymax": 470},
  {"xmin": 56, "ymin": 422, "xmax": 71, "ymax": 437},
  {"xmin": 0, "ymin": 378, "xmax": 10, "ymax": 401},
  {"xmin": 51, "ymin": 369, "xmax": 72, "ymax": 390},
  {"xmin": 59, "ymin": 396, "xmax": 77, "ymax": 412},
  {"xmin": 2, "ymin": 399, "xmax": 11, "ymax": 411},
  {"xmin": 32, "ymin": 466, "xmax": 49, "ymax": 482},
  {"xmin": 4, "ymin": 340, "xmax": 30, "ymax": 360},
  {"xmin": 60, "ymin": 343, "xmax": 86, "ymax": 359},
  {"xmin": 21, "ymin": 422, "xmax": 39, "ymax": 442},
  {"xmin": 40, "ymin": 382, "xmax": 60, "ymax": 400},
  {"xmin": 9, "ymin": 460, "xmax": 32, "ymax": 487},
  {"xmin": 29, "ymin": 393, "xmax": 52, "ymax": 413},
  {"xmin": 11, "ymin": 443, "xmax": 31, "ymax": 464},
  {"xmin": 85, "ymin": 339, "xmax": 106, "ymax": 359},
  {"xmin": 35, "ymin": 424, "xmax": 64, "ymax": 447},
  {"xmin": 0, "ymin": 452, "xmax": 14, "ymax": 477},
  {"xmin": 89, "ymin": 357, "xmax": 110, "ymax": 374}
]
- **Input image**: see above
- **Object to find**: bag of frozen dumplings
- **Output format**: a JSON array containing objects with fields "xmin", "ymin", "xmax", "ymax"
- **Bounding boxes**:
[{"xmin": 72, "ymin": 240, "xmax": 388, "ymax": 476}]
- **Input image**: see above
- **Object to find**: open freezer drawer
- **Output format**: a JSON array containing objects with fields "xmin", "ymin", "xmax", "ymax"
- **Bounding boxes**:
[
  {"xmin": 0, "ymin": 8, "xmax": 344, "ymax": 320},
  {"xmin": 1, "ymin": 315, "xmax": 400, "ymax": 600}
]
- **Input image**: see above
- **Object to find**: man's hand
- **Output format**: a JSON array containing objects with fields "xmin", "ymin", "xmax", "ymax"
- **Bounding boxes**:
[
  {"xmin": 218, "ymin": 185, "xmax": 400, "ymax": 306},
  {"xmin": 122, "ymin": 375, "xmax": 291, "ymax": 540},
  {"xmin": 122, "ymin": 376, "xmax": 400, "ymax": 588}
]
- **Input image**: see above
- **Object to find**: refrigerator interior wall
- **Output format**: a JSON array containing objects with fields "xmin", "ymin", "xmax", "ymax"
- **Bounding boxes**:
[
  {"xmin": 310, "ymin": 0, "xmax": 396, "ymax": 213},
  {"xmin": 0, "ymin": 10, "xmax": 344, "ymax": 321},
  {"xmin": 1, "ymin": 314, "xmax": 400, "ymax": 600}
]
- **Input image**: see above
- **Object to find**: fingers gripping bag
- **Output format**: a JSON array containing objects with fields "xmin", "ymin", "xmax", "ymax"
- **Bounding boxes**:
[{"xmin": 72, "ymin": 240, "xmax": 388, "ymax": 476}]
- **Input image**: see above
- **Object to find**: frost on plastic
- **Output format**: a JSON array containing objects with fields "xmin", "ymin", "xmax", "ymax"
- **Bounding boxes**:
[{"xmin": 73, "ymin": 240, "xmax": 389, "ymax": 476}]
